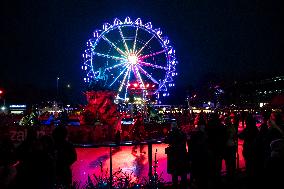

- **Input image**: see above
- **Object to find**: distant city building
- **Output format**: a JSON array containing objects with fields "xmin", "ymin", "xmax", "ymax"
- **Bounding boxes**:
[{"xmin": 238, "ymin": 76, "xmax": 284, "ymax": 107}]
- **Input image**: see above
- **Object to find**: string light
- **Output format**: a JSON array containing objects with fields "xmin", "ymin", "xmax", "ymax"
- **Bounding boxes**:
[{"xmin": 82, "ymin": 17, "xmax": 178, "ymax": 101}]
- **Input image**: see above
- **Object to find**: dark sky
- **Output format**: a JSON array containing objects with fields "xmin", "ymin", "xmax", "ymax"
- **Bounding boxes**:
[{"xmin": 1, "ymin": 0, "xmax": 283, "ymax": 103}]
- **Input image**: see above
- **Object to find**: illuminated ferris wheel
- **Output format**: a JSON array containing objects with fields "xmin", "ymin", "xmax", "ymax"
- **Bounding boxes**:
[{"xmin": 82, "ymin": 17, "xmax": 178, "ymax": 101}]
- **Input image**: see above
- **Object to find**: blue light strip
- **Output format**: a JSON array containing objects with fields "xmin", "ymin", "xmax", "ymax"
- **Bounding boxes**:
[
  {"xmin": 136, "ymin": 64, "xmax": 159, "ymax": 84},
  {"xmin": 118, "ymin": 67, "xmax": 131, "ymax": 93},
  {"xmin": 139, "ymin": 61, "xmax": 168, "ymax": 70},
  {"xmin": 132, "ymin": 27, "xmax": 139, "ymax": 53},
  {"xmin": 118, "ymin": 26, "xmax": 130, "ymax": 54},
  {"xmin": 134, "ymin": 65, "xmax": 145, "ymax": 88},
  {"xmin": 101, "ymin": 36, "xmax": 127, "ymax": 56},
  {"xmin": 124, "ymin": 68, "xmax": 131, "ymax": 99},
  {"xmin": 136, "ymin": 35, "xmax": 155, "ymax": 55},
  {"xmin": 105, "ymin": 62, "xmax": 127, "ymax": 71},
  {"xmin": 139, "ymin": 49, "xmax": 166, "ymax": 59},
  {"xmin": 93, "ymin": 51, "xmax": 126, "ymax": 61},
  {"xmin": 109, "ymin": 65, "xmax": 129, "ymax": 87}
]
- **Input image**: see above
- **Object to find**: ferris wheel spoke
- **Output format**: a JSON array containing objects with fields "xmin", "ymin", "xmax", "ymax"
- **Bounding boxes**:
[
  {"xmin": 124, "ymin": 68, "xmax": 132, "ymax": 99},
  {"xmin": 109, "ymin": 65, "xmax": 129, "ymax": 87},
  {"xmin": 93, "ymin": 51, "xmax": 126, "ymax": 61},
  {"xmin": 139, "ymin": 61, "xmax": 168, "ymax": 70},
  {"xmin": 133, "ymin": 65, "xmax": 145, "ymax": 88},
  {"xmin": 136, "ymin": 65, "xmax": 159, "ymax": 84},
  {"xmin": 136, "ymin": 35, "xmax": 155, "ymax": 55},
  {"xmin": 139, "ymin": 49, "xmax": 166, "ymax": 59},
  {"xmin": 102, "ymin": 36, "xmax": 128, "ymax": 57},
  {"xmin": 118, "ymin": 67, "xmax": 131, "ymax": 93},
  {"xmin": 105, "ymin": 62, "xmax": 127, "ymax": 71},
  {"xmin": 132, "ymin": 27, "xmax": 139, "ymax": 53},
  {"xmin": 118, "ymin": 26, "xmax": 130, "ymax": 54},
  {"xmin": 132, "ymin": 66, "xmax": 138, "ymax": 83}
]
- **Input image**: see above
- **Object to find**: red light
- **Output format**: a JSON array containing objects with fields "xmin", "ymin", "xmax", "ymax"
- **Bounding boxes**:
[
  {"xmin": 146, "ymin": 84, "xmax": 149, "ymax": 88},
  {"xmin": 0, "ymin": 90, "xmax": 3, "ymax": 94},
  {"xmin": 133, "ymin": 83, "xmax": 138, "ymax": 87}
]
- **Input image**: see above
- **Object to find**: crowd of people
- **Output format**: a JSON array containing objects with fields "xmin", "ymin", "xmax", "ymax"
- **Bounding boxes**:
[
  {"xmin": 1, "ymin": 109, "xmax": 284, "ymax": 188},
  {"xmin": 0, "ymin": 126, "xmax": 77, "ymax": 189},
  {"xmin": 165, "ymin": 110, "xmax": 284, "ymax": 189}
]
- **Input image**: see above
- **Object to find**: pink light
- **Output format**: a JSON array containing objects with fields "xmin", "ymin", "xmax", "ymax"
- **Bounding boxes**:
[
  {"xmin": 133, "ymin": 83, "xmax": 138, "ymax": 87},
  {"xmin": 152, "ymin": 84, "xmax": 155, "ymax": 88}
]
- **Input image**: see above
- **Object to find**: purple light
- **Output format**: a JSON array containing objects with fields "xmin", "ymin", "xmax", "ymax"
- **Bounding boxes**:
[{"xmin": 82, "ymin": 17, "xmax": 178, "ymax": 101}]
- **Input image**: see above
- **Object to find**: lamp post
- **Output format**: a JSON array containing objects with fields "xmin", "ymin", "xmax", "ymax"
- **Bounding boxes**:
[
  {"xmin": 56, "ymin": 77, "xmax": 60, "ymax": 100},
  {"xmin": 0, "ymin": 89, "xmax": 6, "ymax": 113},
  {"xmin": 66, "ymin": 84, "xmax": 71, "ymax": 104}
]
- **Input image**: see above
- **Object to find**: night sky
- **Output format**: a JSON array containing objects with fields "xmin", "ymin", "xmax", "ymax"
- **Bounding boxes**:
[{"xmin": 1, "ymin": 0, "xmax": 283, "ymax": 104}]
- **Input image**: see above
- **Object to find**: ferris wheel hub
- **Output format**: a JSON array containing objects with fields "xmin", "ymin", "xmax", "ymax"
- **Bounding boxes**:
[{"xmin": 128, "ymin": 54, "xmax": 138, "ymax": 65}]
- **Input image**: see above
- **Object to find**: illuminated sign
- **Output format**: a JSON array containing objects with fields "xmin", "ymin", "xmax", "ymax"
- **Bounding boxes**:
[{"xmin": 9, "ymin": 105, "xmax": 27, "ymax": 108}]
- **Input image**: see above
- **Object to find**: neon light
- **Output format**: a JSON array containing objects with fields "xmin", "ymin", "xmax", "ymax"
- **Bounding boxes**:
[
  {"xmin": 82, "ymin": 17, "xmax": 178, "ymax": 101},
  {"xmin": 136, "ymin": 65, "xmax": 159, "ymax": 84},
  {"xmin": 128, "ymin": 54, "xmax": 138, "ymax": 65},
  {"xmin": 124, "ymin": 68, "xmax": 131, "ymax": 99},
  {"xmin": 102, "ymin": 36, "xmax": 127, "ymax": 56},
  {"xmin": 109, "ymin": 66, "xmax": 129, "ymax": 87},
  {"xmin": 117, "ymin": 67, "xmax": 130, "ymax": 94},
  {"xmin": 9, "ymin": 105, "xmax": 26, "ymax": 108},
  {"xmin": 136, "ymin": 35, "xmax": 155, "ymax": 55},
  {"xmin": 133, "ymin": 27, "xmax": 139, "ymax": 53},
  {"xmin": 118, "ymin": 26, "xmax": 130, "ymax": 54},
  {"xmin": 93, "ymin": 51, "xmax": 125, "ymax": 61},
  {"xmin": 139, "ymin": 61, "xmax": 168, "ymax": 70},
  {"xmin": 139, "ymin": 50, "xmax": 166, "ymax": 59}
]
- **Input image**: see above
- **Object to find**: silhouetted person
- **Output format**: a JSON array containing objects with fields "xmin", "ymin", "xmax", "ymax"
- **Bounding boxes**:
[
  {"xmin": 231, "ymin": 112, "xmax": 240, "ymax": 133},
  {"xmin": 165, "ymin": 123, "xmax": 188, "ymax": 188},
  {"xmin": 58, "ymin": 110, "xmax": 69, "ymax": 126},
  {"xmin": 52, "ymin": 126, "xmax": 77, "ymax": 188},
  {"xmin": 14, "ymin": 127, "xmax": 43, "ymax": 188},
  {"xmin": 38, "ymin": 135, "xmax": 57, "ymax": 189},
  {"xmin": 238, "ymin": 113, "xmax": 259, "ymax": 182},
  {"xmin": 264, "ymin": 112, "xmax": 284, "ymax": 189},
  {"xmin": 0, "ymin": 132, "xmax": 16, "ymax": 189},
  {"xmin": 15, "ymin": 134, "xmax": 57, "ymax": 189},
  {"xmin": 223, "ymin": 116, "xmax": 237, "ymax": 183},
  {"xmin": 188, "ymin": 117, "xmax": 209, "ymax": 189},
  {"xmin": 206, "ymin": 113, "xmax": 226, "ymax": 187},
  {"xmin": 253, "ymin": 112, "xmax": 270, "ymax": 188}
]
